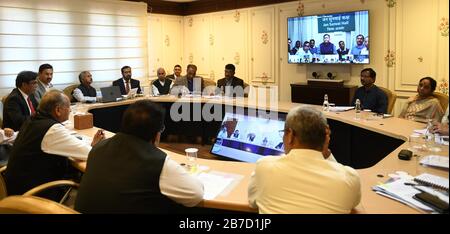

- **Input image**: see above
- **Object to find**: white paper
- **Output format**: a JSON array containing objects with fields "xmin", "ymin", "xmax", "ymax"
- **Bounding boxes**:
[
  {"xmin": 373, "ymin": 178, "xmax": 434, "ymax": 211},
  {"xmin": 196, "ymin": 172, "xmax": 234, "ymax": 200},
  {"xmin": 329, "ymin": 106, "xmax": 354, "ymax": 112},
  {"xmin": 420, "ymin": 155, "xmax": 449, "ymax": 169},
  {"xmin": 414, "ymin": 128, "xmax": 428, "ymax": 135}
]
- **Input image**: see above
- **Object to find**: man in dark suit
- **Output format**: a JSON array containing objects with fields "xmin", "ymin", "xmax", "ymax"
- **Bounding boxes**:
[
  {"xmin": 112, "ymin": 66, "xmax": 141, "ymax": 95},
  {"xmin": 2, "ymin": 71, "xmax": 39, "ymax": 131},
  {"xmin": 216, "ymin": 64, "xmax": 245, "ymax": 97},
  {"xmin": 171, "ymin": 64, "xmax": 204, "ymax": 96},
  {"xmin": 165, "ymin": 64, "xmax": 182, "ymax": 80},
  {"xmin": 75, "ymin": 100, "xmax": 203, "ymax": 213}
]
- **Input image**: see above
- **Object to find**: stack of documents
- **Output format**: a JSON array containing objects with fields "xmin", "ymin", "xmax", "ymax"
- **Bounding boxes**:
[{"xmin": 372, "ymin": 178, "xmax": 435, "ymax": 212}]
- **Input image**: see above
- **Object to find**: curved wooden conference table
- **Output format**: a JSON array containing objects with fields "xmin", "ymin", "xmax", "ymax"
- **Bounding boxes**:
[{"xmin": 72, "ymin": 95, "xmax": 448, "ymax": 214}]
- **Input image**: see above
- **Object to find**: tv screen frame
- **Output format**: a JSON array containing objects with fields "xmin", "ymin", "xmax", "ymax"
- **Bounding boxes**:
[
  {"xmin": 287, "ymin": 10, "xmax": 370, "ymax": 65},
  {"xmin": 210, "ymin": 111, "xmax": 287, "ymax": 163}
]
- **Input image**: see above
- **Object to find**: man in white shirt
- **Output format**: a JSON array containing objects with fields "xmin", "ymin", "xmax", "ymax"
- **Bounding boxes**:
[
  {"xmin": 4, "ymin": 90, "xmax": 105, "ymax": 201},
  {"xmin": 75, "ymin": 100, "xmax": 204, "ymax": 213},
  {"xmin": 35, "ymin": 63, "xmax": 54, "ymax": 103},
  {"xmin": 248, "ymin": 106, "xmax": 361, "ymax": 214},
  {"xmin": 72, "ymin": 71, "xmax": 98, "ymax": 103},
  {"xmin": 152, "ymin": 68, "xmax": 173, "ymax": 96}
]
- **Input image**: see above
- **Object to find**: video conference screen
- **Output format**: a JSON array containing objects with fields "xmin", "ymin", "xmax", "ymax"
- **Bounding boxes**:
[
  {"xmin": 288, "ymin": 10, "xmax": 369, "ymax": 64},
  {"xmin": 210, "ymin": 112, "xmax": 286, "ymax": 163}
]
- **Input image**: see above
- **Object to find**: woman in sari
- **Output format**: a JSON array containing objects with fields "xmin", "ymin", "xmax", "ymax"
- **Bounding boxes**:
[{"xmin": 399, "ymin": 77, "xmax": 444, "ymax": 123}]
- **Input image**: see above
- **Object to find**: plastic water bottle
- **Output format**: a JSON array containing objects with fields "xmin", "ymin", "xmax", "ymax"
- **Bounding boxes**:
[
  {"xmin": 323, "ymin": 94, "xmax": 330, "ymax": 112},
  {"xmin": 355, "ymin": 99, "xmax": 361, "ymax": 120}
]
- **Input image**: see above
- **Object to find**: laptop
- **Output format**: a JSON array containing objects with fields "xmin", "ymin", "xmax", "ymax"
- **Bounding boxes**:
[
  {"xmin": 210, "ymin": 112, "xmax": 286, "ymax": 163},
  {"xmin": 100, "ymin": 86, "xmax": 122, "ymax": 103}
]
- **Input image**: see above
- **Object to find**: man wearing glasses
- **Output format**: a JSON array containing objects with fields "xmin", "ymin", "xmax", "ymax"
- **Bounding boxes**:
[
  {"xmin": 248, "ymin": 106, "xmax": 361, "ymax": 214},
  {"xmin": 2, "ymin": 71, "xmax": 39, "ymax": 131}
]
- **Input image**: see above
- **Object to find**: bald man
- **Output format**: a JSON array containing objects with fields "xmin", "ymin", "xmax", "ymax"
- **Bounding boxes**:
[{"xmin": 152, "ymin": 68, "xmax": 173, "ymax": 95}]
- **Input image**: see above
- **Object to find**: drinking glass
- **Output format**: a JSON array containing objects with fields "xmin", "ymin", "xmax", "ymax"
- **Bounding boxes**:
[{"xmin": 185, "ymin": 148, "xmax": 198, "ymax": 173}]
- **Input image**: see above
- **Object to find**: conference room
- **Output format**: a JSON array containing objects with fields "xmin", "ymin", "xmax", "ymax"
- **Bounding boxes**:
[{"xmin": 0, "ymin": 0, "xmax": 448, "ymax": 218}]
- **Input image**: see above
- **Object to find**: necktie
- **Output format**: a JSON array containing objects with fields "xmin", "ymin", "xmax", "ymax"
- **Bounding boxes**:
[
  {"xmin": 125, "ymin": 80, "xmax": 130, "ymax": 94},
  {"xmin": 27, "ymin": 97, "xmax": 35, "ymax": 115}
]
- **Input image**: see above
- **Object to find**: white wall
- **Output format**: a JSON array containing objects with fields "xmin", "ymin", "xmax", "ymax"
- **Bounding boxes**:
[
  {"xmin": 0, "ymin": 0, "xmax": 148, "ymax": 96},
  {"xmin": 148, "ymin": 0, "xmax": 449, "ymax": 116}
]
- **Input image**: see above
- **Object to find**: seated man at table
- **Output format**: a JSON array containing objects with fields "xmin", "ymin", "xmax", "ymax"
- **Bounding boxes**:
[
  {"xmin": 75, "ymin": 100, "xmax": 204, "ymax": 213},
  {"xmin": 351, "ymin": 68, "xmax": 388, "ymax": 114},
  {"xmin": 152, "ymin": 68, "xmax": 173, "ymax": 95},
  {"xmin": 72, "ymin": 71, "xmax": 97, "ymax": 103},
  {"xmin": 248, "ymin": 106, "xmax": 361, "ymax": 214},
  {"xmin": 171, "ymin": 64, "xmax": 204, "ymax": 96},
  {"xmin": 4, "ymin": 90, "xmax": 105, "ymax": 201},
  {"xmin": 112, "ymin": 66, "xmax": 141, "ymax": 95},
  {"xmin": 2, "ymin": 71, "xmax": 39, "ymax": 131},
  {"xmin": 216, "ymin": 64, "xmax": 245, "ymax": 97},
  {"xmin": 399, "ymin": 77, "xmax": 444, "ymax": 123}
]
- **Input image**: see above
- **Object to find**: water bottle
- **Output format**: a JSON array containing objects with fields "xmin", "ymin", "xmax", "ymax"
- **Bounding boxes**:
[
  {"xmin": 323, "ymin": 94, "xmax": 330, "ymax": 112},
  {"xmin": 355, "ymin": 99, "xmax": 361, "ymax": 120}
]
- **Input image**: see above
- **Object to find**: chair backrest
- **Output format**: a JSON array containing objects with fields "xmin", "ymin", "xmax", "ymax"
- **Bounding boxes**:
[
  {"xmin": 433, "ymin": 92, "xmax": 449, "ymax": 111},
  {"xmin": 378, "ymin": 86, "xmax": 397, "ymax": 114},
  {"xmin": 203, "ymin": 78, "xmax": 216, "ymax": 87},
  {"xmin": 62, "ymin": 84, "xmax": 79, "ymax": 102},
  {"xmin": 0, "ymin": 195, "xmax": 79, "ymax": 214},
  {"xmin": 0, "ymin": 166, "xmax": 7, "ymax": 200}
]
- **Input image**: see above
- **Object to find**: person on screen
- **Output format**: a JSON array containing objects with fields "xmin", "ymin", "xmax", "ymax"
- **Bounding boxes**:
[
  {"xmin": 112, "ymin": 66, "xmax": 142, "ymax": 95},
  {"xmin": 351, "ymin": 68, "xmax": 388, "ymax": 114},
  {"xmin": 360, "ymin": 36, "xmax": 369, "ymax": 55},
  {"xmin": 337, "ymin": 41, "xmax": 349, "ymax": 61},
  {"xmin": 309, "ymin": 39, "xmax": 318, "ymax": 55},
  {"xmin": 152, "ymin": 68, "xmax": 173, "ymax": 95},
  {"xmin": 290, "ymin": 40, "xmax": 301, "ymax": 55},
  {"xmin": 288, "ymin": 38, "xmax": 292, "ymax": 53},
  {"xmin": 248, "ymin": 106, "xmax": 361, "ymax": 214},
  {"xmin": 216, "ymin": 64, "xmax": 245, "ymax": 97},
  {"xmin": 350, "ymin": 34, "xmax": 366, "ymax": 56},
  {"xmin": 261, "ymin": 137, "xmax": 269, "ymax": 147},
  {"xmin": 296, "ymin": 41, "xmax": 313, "ymax": 63},
  {"xmin": 247, "ymin": 133, "xmax": 256, "ymax": 142},
  {"xmin": 75, "ymin": 100, "xmax": 204, "ymax": 213},
  {"xmin": 319, "ymin": 34, "xmax": 336, "ymax": 55},
  {"xmin": 399, "ymin": 77, "xmax": 444, "ymax": 123},
  {"xmin": 274, "ymin": 142, "xmax": 283, "ymax": 150},
  {"xmin": 232, "ymin": 129, "xmax": 240, "ymax": 138},
  {"xmin": 72, "ymin": 71, "xmax": 98, "ymax": 103}
]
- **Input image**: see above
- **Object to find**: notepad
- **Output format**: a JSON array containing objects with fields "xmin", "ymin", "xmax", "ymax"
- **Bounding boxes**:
[
  {"xmin": 420, "ymin": 155, "xmax": 449, "ymax": 169},
  {"xmin": 329, "ymin": 106, "xmax": 354, "ymax": 112},
  {"xmin": 196, "ymin": 172, "xmax": 234, "ymax": 200},
  {"xmin": 414, "ymin": 173, "xmax": 449, "ymax": 190}
]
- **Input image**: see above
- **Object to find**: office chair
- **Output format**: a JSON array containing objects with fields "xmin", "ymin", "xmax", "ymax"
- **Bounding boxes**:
[
  {"xmin": 0, "ymin": 165, "xmax": 79, "ymax": 203},
  {"xmin": 433, "ymin": 92, "xmax": 449, "ymax": 112},
  {"xmin": 62, "ymin": 84, "xmax": 79, "ymax": 102},
  {"xmin": 0, "ymin": 195, "xmax": 79, "ymax": 214},
  {"xmin": 378, "ymin": 86, "xmax": 397, "ymax": 114}
]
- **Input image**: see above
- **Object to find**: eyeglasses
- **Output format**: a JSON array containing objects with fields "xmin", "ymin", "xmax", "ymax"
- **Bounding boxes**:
[{"xmin": 160, "ymin": 125, "xmax": 165, "ymax": 133}]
